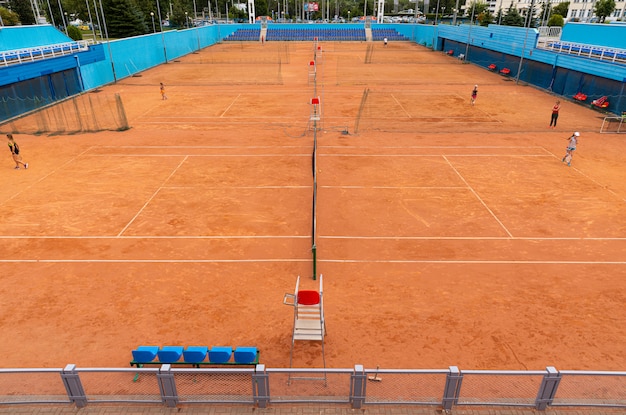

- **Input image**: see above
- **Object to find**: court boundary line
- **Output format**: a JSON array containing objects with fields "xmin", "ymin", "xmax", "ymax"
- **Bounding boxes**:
[
  {"xmin": 443, "ymin": 155, "xmax": 513, "ymax": 238},
  {"xmin": 117, "ymin": 156, "xmax": 188, "ymax": 237},
  {"xmin": 1, "ymin": 259, "xmax": 625, "ymax": 264}
]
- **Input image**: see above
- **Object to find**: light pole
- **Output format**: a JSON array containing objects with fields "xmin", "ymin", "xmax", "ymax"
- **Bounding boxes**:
[
  {"xmin": 156, "ymin": 0, "xmax": 168, "ymax": 62},
  {"xmin": 441, "ymin": 6, "xmax": 445, "ymax": 23},
  {"xmin": 464, "ymin": 1, "xmax": 476, "ymax": 59},
  {"xmin": 516, "ymin": 0, "xmax": 535, "ymax": 83},
  {"xmin": 434, "ymin": 0, "xmax": 440, "ymax": 24},
  {"xmin": 363, "ymin": 0, "xmax": 366, "ymax": 18},
  {"xmin": 63, "ymin": 11, "xmax": 69, "ymax": 35},
  {"xmin": 185, "ymin": 11, "xmax": 189, "ymax": 27},
  {"xmin": 348, "ymin": 10, "xmax": 350, "ymax": 21},
  {"xmin": 150, "ymin": 12, "xmax": 156, "ymax": 32}
]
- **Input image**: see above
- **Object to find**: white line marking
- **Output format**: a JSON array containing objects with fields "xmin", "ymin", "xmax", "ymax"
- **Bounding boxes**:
[
  {"xmin": 0, "ymin": 259, "xmax": 311, "ymax": 263},
  {"xmin": 117, "ymin": 156, "xmax": 188, "ymax": 237},
  {"xmin": 391, "ymin": 94, "xmax": 412, "ymax": 118},
  {"xmin": 319, "ymin": 259, "xmax": 626, "ymax": 264},
  {"xmin": 220, "ymin": 94, "xmax": 241, "ymax": 117},
  {"xmin": 319, "ymin": 235, "xmax": 626, "ymax": 240},
  {"xmin": 443, "ymin": 155, "xmax": 513, "ymax": 238},
  {"xmin": 0, "ymin": 235, "xmax": 311, "ymax": 239},
  {"xmin": 1, "ymin": 147, "xmax": 94, "ymax": 205},
  {"xmin": 320, "ymin": 186, "xmax": 467, "ymax": 189}
]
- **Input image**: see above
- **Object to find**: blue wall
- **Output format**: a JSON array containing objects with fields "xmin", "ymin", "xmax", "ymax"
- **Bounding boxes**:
[
  {"xmin": 0, "ymin": 25, "xmax": 72, "ymax": 49},
  {"xmin": 79, "ymin": 25, "xmax": 236, "ymax": 89},
  {"xmin": 1, "ymin": 22, "xmax": 625, "ymax": 121},
  {"xmin": 562, "ymin": 23, "xmax": 626, "ymax": 49}
]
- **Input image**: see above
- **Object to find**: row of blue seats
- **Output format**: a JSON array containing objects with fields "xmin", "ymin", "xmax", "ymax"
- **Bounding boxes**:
[
  {"xmin": 372, "ymin": 29, "xmax": 409, "ymax": 41},
  {"xmin": 1, "ymin": 43, "xmax": 85, "ymax": 64},
  {"xmin": 131, "ymin": 345, "xmax": 259, "ymax": 367},
  {"xmin": 546, "ymin": 42, "xmax": 626, "ymax": 61}
]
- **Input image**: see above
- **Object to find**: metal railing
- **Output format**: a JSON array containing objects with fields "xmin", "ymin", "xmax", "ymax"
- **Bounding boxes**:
[
  {"xmin": 0, "ymin": 40, "xmax": 92, "ymax": 67},
  {"xmin": 536, "ymin": 39, "xmax": 626, "ymax": 64},
  {"xmin": 0, "ymin": 364, "xmax": 624, "ymax": 410}
]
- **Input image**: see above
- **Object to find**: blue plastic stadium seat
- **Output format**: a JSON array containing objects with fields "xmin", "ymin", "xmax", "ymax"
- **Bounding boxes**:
[
  {"xmin": 234, "ymin": 346, "xmax": 258, "ymax": 364},
  {"xmin": 209, "ymin": 346, "xmax": 233, "ymax": 363},
  {"xmin": 183, "ymin": 346, "xmax": 208, "ymax": 363},
  {"xmin": 157, "ymin": 346, "xmax": 184, "ymax": 363},
  {"xmin": 132, "ymin": 346, "xmax": 159, "ymax": 363}
]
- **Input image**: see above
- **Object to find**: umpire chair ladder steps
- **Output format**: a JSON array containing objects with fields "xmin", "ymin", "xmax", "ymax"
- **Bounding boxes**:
[{"xmin": 283, "ymin": 274, "xmax": 326, "ymax": 385}]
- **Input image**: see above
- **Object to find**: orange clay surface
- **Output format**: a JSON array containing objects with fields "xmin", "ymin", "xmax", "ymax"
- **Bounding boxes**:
[{"xmin": 1, "ymin": 41, "xmax": 625, "ymax": 371}]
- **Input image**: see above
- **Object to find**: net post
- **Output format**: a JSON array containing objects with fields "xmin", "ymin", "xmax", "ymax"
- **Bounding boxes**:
[{"xmin": 312, "ymin": 244, "xmax": 317, "ymax": 280}]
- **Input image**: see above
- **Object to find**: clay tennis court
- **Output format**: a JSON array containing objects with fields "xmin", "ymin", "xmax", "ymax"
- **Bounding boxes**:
[{"xmin": 1, "ymin": 41, "xmax": 625, "ymax": 372}]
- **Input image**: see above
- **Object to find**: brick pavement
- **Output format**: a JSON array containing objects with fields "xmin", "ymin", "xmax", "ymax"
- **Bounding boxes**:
[{"xmin": 0, "ymin": 404, "xmax": 624, "ymax": 414}]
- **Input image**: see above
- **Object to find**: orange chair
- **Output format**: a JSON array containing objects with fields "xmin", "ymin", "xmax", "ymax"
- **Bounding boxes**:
[
  {"xmin": 488, "ymin": 64, "xmax": 497, "ymax": 71},
  {"xmin": 499, "ymin": 68, "xmax": 511, "ymax": 76},
  {"xmin": 573, "ymin": 92, "xmax": 587, "ymax": 101}
]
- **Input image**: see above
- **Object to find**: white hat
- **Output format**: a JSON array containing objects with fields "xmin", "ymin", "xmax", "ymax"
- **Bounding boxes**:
[
  {"xmin": 474, "ymin": 85, "xmax": 478, "ymax": 88},
  {"xmin": 574, "ymin": 132, "xmax": 580, "ymax": 136}
]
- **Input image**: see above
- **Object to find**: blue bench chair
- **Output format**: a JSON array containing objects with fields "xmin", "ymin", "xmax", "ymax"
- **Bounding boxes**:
[{"xmin": 131, "ymin": 345, "xmax": 259, "ymax": 367}]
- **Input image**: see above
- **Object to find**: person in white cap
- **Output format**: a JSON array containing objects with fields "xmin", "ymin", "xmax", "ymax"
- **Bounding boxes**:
[
  {"xmin": 562, "ymin": 132, "xmax": 580, "ymax": 166},
  {"xmin": 470, "ymin": 85, "xmax": 478, "ymax": 105}
]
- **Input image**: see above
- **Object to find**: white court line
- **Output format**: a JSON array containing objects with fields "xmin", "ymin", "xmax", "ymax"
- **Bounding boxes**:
[
  {"xmin": 162, "ymin": 186, "xmax": 312, "ymax": 189},
  {"xmin": 391, "ymin": 94, "xmax": 412, "ymax": 118},
  {"xmin": 220, "ymin": 94, "xmax": 241, "ymax": 117},
  {"xmin": 319, "ymin": 154, "xmax": 552, "ymax": 157},
  {"xmin": 0, "ymin": 235, "xmax": 624, "ymax": 241},
  {"xmin": 443, "ymin": 155, "xmax": 514, "ymax": 238},
  {"xmin": 0, "ymin": 235, "xmax": 311, "ymax": 239},
  {"xmin": 544, "ymin": 150, "xmax": 626, "ymax": 203},
  {"xmin": 1, "ymin": 147, "xmax": 94, "ymax": 205},
  {"xmin": 9, "ymin": 259, "xmax": 616, "ymax": 265},
  {"xmin": 320, "ymin": 259, "xmax": 626, "ymax": 264},
  {"xmin": 86, "ymin": 154, "xmax": 313, "ymax": 157},
  {"xmin": 0, "ymin": 259, "xmax": 311, "ymax": 263},
  {"xmin": 117, "ymin": 156, "xmax": 188, "ymax": 237},
  {"xmin": 319, "ymin": 235, "xmax": 626, "ymax": 240},
  {"xmin": 320, "ymin": 186, "xmax": 468, "ymax": 189}
]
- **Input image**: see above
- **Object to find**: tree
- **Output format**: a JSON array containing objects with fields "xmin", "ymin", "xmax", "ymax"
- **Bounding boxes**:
[
  {"xmin": 0, "ymin": 6, "xmax": 20, "ymax": 25},
  {"xmin": 552, "ymin": 1, "xmax": 568, "ymax": 19},
  {"xmin": 465, "ymin": 1, "xmax": 489, "ymax": 22},
  {"xmin": 67, "ymin": 24, "xmax": 83, "ymax": 40},
  {"xmin": 477, "ymin": 10, "xmax": 493, "ymax": 26},
  {"xmin": 594, "ymin": 0, "xmax": 615, "ymax": 22},
  {"xmin": 547, "ymin": 13, "xmax": 564, "ymax": 26},
  {"xmin": 494, "ymin": 7, "xmax": 503, "ymax": 24},
  {"xmin": 8, "ymin": 0, "xmax": 36, "ymax": 24},
  {"xmin": 103, "ymin": 0, "xmax": 148, "ymax": 38},
  {"xmin": 501, "ymin": 3, "xmax": 523, "ymax": 26}
]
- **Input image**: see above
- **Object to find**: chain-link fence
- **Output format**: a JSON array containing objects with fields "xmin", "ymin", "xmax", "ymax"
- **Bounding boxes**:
[{"xmin": 0, "ymin": 365, "xmax": 624, "ymax": 411}]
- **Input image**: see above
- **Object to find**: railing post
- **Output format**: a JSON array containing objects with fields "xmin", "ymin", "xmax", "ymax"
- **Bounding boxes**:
[
  {"xmin": 61, "ymin": 364, "xmax": 87, "ymax": 408},
  {"xmin": 442, "ymin": 366, "xmax": 462, "ymax": 411},
  {"xmin": 350, "ymin": 364, "xmax": 366, "ymax": 409},
  {"xmin": 157, "ymin": 364, "xmax": 178, "ymax": 408},
  {"xmin": 535, "ymin": 366, "xmax": 561, "ymax": 411},
  {"xmin": 253, "ymin": 364, "xmax": 270, "ymax": 408}
]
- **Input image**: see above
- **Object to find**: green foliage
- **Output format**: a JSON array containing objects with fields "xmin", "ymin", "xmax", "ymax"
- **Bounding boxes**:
[
  {"xmin": 594, "ymin": 0, "xmax": 615, "ymax": 22},
  {"xmin": 67, "ymin": 24, "xmax": 84, "ymax": 40},
  {"xmin": 8, "ymin": 0, "xmax": 35, "ymax": 24},
  {"xmin": 552, "ymin": 2, "xmax": 569, "ymax": 19},
  {"xmin": 254, "ymin": 0, "xmax": 268, "ymax": 17},
  {"xmin": 0, "ymin": 6, "xmax": 20, "ymax": 25},
  {"xmin": 477, "ymin": 10, "xmax": 494, "ymax": 26},
  {"xmin": 547, "ymin": 14, "xmax": 564, "ymax": 26},
  {"xmin": 103, "ymin": 0, "xmax": 148, "ymax": 38},
  {"xmin": 501, "ymin": 4, "xmax": 524, "ymax": 26}
]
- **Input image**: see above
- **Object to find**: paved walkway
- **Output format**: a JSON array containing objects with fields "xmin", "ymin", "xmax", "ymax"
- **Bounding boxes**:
[{"xmin": 0, "ymin": 404, "xmax": 623, "ymax": 414}]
